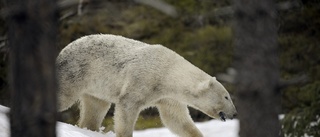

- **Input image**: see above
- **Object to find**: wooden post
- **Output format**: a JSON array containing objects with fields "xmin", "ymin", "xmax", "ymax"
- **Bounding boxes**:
[
  {"xmin": 7, "ymin": 0, "xmax": 58, "ymax": 136},
  {"xmin": 233, "ymin": 0, "xmax": 281, "ymax": 136}
]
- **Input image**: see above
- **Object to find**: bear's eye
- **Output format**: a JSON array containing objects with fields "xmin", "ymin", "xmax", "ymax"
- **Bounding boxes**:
[{"xmin": 225, "ymin": 96, "xmax": 229, "ymax": 100}]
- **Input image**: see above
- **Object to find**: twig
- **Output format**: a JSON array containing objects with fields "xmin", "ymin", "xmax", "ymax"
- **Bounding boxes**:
[
  {"xmin": 134, "ymin": 0, "xmax": 178, "ymax": 18},
  {"xmin": 59, "ymin": 10, "xmax": 76, "ymax": 21},
  {"xmin": 77, "ymin": 0, "xmax": 84, "ymax": 16},
  {"xmin": 278, "ymin": 75, "xmax": 309, "ymax": 89},
  {"xmin": 58, "ymin": 0, "xmax": 79, "ymax": 10}
]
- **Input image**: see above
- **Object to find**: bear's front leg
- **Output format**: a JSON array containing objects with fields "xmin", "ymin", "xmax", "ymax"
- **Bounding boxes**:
[
  {"xmin": 157, "ymin": 99, "xmax": 203, "ymax": 137},
  {"xmin": 114, "ymin": 102, "xmax": 140, "ymax": 137},
  {"xmin": 78, "ymin": 94, "xmax": 111, "ymax": 131}
]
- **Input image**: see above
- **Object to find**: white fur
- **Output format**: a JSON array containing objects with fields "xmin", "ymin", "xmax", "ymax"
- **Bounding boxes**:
[{"xmin": 56, "ymin": 34, "xmax": 237, "ymax": 137}]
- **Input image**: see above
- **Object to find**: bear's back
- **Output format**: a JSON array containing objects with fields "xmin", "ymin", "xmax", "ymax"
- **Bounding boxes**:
[
  {"xmin": 56, "ymin": 34, "xmax": 179, "ymax": 86},
  {"xmin": 56, "ymin": 34, "xmax": 184, "ymax": 102}
]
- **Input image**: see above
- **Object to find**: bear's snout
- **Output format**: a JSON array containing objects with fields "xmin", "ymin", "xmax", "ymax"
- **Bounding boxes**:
[
  {"xmin": 219, "ymin": 110, "xmax": 237, "ymax": 121},
  {"xmin": 232, "ymin": 113, "xmax": 237, "ymax": 118}
]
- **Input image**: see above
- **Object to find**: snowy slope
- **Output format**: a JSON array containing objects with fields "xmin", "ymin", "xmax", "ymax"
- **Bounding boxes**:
[
  {"xmin": 0, "ymin": 105, "xmax": 9, "ymax": 137},
  {"xmin": 133, "ymin": 119, "xmax": 238, "ymax": 137},
  {"xmin": 0, "ymin": 105, "xmax": 239, "ymax": 137}
]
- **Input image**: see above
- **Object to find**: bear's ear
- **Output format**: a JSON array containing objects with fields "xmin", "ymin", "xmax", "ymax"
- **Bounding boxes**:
[
  {"xmin": 198, "ymin": 78, "xmax": 215, "ymax": 91},
  {"xmin": 209, "ymin": 77, "xmax": 215, "ymax": 87}
]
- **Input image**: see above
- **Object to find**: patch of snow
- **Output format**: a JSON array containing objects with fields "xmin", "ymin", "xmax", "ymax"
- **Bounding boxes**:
[
  {"xmin": 303, "ymin": 133, "xmax": 314, "ymax": 137},
  {"xmin": 293, "ymin": 120, "xmax": 298, "ymax": 128},
  {"xmin": 132, "ymin": 119, "xmax": 239, "ymax": 137},
  {"xmin": 0, "ymin": 105, "xmax": 9, "ymax": 137},
  {"xmin": 279, "ymin": 114, "xmax": 285, "ymax": 120},
  {"xmin": 0, "ymin": 105, "xmax": 239, "ymax": 137},
  {"xmin": 57, "ymin": 122, "xmax": 115, "ymax": 137},
  {"xmin": 309, "ymin": 115, "xmax": 320, "ymax": 127}
]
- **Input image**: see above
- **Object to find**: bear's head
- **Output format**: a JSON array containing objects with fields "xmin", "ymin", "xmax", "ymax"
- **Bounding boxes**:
[{"xmin": 193, "ymin": 77, "xmax": 237, "ymax": 121}]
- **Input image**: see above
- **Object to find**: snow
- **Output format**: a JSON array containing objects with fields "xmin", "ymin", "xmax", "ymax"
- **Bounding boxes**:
[
  {"xmin": 0, "ymin": 105, "xmax": 239, "ymax": 137},
  {"xmin": 133, "ymin": 120, "xmax": 239, "ymax": 137},
  {"xmin": 0, "ymin": 105, "xmax": 9, "ymax": 137}
]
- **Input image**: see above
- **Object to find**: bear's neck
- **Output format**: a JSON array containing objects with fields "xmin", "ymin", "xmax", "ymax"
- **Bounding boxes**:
[{"xmin": 163, "ymin": 56, "xmax": 211, "ymax": 105}]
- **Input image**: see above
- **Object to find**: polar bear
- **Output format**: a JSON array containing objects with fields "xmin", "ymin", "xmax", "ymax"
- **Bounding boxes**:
[{"xmin": 57, "ymin": 34, "xmax": 237, "ymax": 137}]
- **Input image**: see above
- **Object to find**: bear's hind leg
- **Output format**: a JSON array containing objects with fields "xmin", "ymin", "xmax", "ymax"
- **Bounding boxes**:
[
  {"xmin": 78, "ymin": 94, "xmax": 111, "ymax": 131},
  {"xmin": 156, "ymin": 99, "xmax": 203, "ymax": 137}
]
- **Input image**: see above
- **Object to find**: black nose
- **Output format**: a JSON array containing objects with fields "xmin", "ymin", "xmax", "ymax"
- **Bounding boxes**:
[{"xmin": 233, "ymin": 113, "xmax": 238, "ymax": 118}]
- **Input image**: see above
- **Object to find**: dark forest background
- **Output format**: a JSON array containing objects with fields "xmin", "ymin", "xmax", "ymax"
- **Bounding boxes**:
[{"xmin": 0, "ymin": 0, "xmax": 319, "ymax": 136}]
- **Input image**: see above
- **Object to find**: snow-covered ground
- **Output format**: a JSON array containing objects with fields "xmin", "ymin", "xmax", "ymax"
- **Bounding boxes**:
[{"xmin": 0, "ymin": 105, "xmax": 239, "ymax": 137}]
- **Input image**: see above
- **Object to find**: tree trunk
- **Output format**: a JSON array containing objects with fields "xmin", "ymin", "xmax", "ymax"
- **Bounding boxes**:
[
  {"xmin": 233, "ymin": 0, "xmax": 281, "ymax": 137},
  {"xmin": 7, "ymin": 0, "xmax": 58, "ymax": 137}
]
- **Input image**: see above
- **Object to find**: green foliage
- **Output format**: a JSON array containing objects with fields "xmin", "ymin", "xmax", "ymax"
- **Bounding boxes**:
[
  {"xmin": 176, "ymin": 26, "xmax": 232, "ymax": 74},
  {"xmin": 281, "ymin": 82, "xmax": 320, "ymax": 137},
  {"xmin": 279, "ymin": 1, "xmax": 320, "ymax": 136},
  {"xmin": 279, "ymin": 34, "xmax": 320, "ymax": 111},
  {"xmin": 59, "ymin": 4, "xmax": 233, "ymax": 76},
  {"xmin": 165, "ymin": 0, "xmax": 199, "ymax": 15}
]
